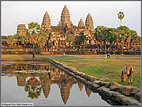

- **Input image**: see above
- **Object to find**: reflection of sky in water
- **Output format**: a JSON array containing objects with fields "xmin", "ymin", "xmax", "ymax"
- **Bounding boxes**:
[{"xmin": 1, "ymin": 62, "xmax": 110, "ymax": 106}]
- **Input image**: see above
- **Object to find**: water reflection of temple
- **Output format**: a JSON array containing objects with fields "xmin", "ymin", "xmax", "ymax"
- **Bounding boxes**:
[
  {"xmin": 2, "ymin": 62, "xmax": 93, "ymax": 104},
  {"xmin": 85, "ymin": 86, "xmax": 92, "ymax": 97},
  {"xmin": 78, "ymin": 82, "xmax": 84, "ymax": 91},
  {"xmin": 43, "ymin": 78, "xmax": 51, "ymax": 98},
  {"xmin": 61, "ymin": 82, "xmax": 71, "ymax": 104}
]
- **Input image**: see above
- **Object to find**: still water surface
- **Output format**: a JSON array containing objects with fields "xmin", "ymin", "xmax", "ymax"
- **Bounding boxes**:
[{"xmin": 1, "ymin": 61, "xmax": 110, "ymax": 106}]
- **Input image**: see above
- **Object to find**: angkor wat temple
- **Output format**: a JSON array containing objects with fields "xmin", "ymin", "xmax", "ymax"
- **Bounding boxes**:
[{"xmin": 1, "ymin": 5, "xmax": 141, "ymax": 54}]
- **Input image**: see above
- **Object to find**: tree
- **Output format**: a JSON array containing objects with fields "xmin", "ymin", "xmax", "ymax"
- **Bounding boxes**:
[
  {"xmin": 118, "ymin": 12, "xmax": 125, "ymax": 26},
  {"xmin": 75, "ymin": 32, "xmax": 87, "ymax": 50},
  {"xmin": 116, "ymin": 26, "xmax": 131, "ymax": 54},
  {"xmin": 130, "ymin": 30, "xmax": 139, "ymax": 40},
  {"xmin": 20, "ymin": 29, "xmax": 29, "ymax": 46},
  {"xmin": 25, "ymin": 76, "xmax": 42, "ymax": 99},
  {"xmin": 94, "ymin": 26, "xmax": 109, "ymax": 54},
  {"xmin": 37, "ymin": 30, "xmax": 48, "ymax": 51},
  {"xmin": 129, "ymin": 30, "xmax": 139, "ymax": 49},
  {"xmin": 7, "ymin": 35, "xmax": 15, "ymax": 47},
  {"xmin": 65, "ymin": 35, "xmax": 75, "ymax": 46},
  {"xmin": 107, "ymin": 28, "xmax": 118, "ymax": 53},
  {"xmin": 20, "ymin": 22, "xmax": 48, "ymax": 58},
  {"xmin": 28, "ymin": 22, "xmax": 40, "ymax": 58}
]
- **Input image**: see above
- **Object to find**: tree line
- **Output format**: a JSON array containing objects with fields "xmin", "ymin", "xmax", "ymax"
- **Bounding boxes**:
[
  {"xmin": 5, "ymin": 22, "xmax": 140, "ymax": 58},
  {"xmin": 94, "ymin": 25, "xmax": 140, "ymax": 54}
]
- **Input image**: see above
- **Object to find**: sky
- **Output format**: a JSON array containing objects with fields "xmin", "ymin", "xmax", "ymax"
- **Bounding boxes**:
[{"xmin": 1, "ymin": 1, "xmax": 141, "ymax": 36}]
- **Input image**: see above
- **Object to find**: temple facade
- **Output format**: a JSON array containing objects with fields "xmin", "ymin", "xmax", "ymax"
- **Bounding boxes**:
[
  {"xmin": 15, "ymin": 5, "xmax": 96, "ymax": 51},
  {"xmin": 1, "ymin": 5, "xmax": 141, "ymax": 54}
]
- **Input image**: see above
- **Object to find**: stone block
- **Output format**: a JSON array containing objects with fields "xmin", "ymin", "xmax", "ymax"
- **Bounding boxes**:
[
  {"xmin": 110, "ymin": 82, "xmax": 121, "ymax": 87},
  {"xmin": 90, "ymin": 76, "xmax": 97, "ymax": 80},
  {"xmin": 105, "ymin": 82, "xmax": 111, "ymax": 88},
  {"xmin": 100, "ymin": 82, "xmax": 109, "ymax": 86},
  {"xmin": 85, "ymin": 81, "xmax": 93, "ymax": 87},
  {"xmin": 93, "ymin": 80, "xmax": 102, "ymax": 85},
  {"xmin": 85, "ymin": 76, "xmax": 94, "ymax": 82},
  {"xmin": 92, "ymin": 83, "xmax": 100, "ymax": 89},
  {"xmin": 119, "ymin": 86, "xmax": 133, "ymax": 96},
  {"xmin": 121, "ymin": 97, "xmax": 141, "ymax": 106},
  {"xmin": 82, "ymin": 79, "xmax": 88, "ymax": 84},
  {"xmin": 97, "ymin": 86, "xmax": 141, "ymax": 105},
  {"xmin": 110, "ymin": 86, "xmax": 118, "ymax": 91},
  {"xmin": 83, "ymin": 74, "xmax": 88, "ymax": 79},
  {"xmin": 99, "ymin": 78, "xmax": 108, "ymax": 81},
  {"xmin": 114, "ymin": 94, "xmax": 125, "ymax": 103},
  {"xmin": 135, "ymin": 92, "xmax": 141, "ymax": 102},
  {"xmin": 74, "ymin": 72, "xmax": 78, "ymax": 75},
  {"xmin": 131, "ymin": 88, "xmax": 141, "ymax": 95},
  {"xmin": 79, "ymin": 77, "xmax": 86, "ymax": 83}
]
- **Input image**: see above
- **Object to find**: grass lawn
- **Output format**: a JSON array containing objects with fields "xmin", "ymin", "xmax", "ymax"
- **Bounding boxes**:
[
  {"xmin": 1, "ymin": 54, "xmax": 141, "ymax": 89},
  {"xmin": 49, "ymin": 55, "xmax": 141, "ymax": 89}
]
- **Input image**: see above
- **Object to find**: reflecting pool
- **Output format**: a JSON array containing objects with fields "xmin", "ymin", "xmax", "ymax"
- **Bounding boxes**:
[{"xmin": 1, "ymin": 61, "xmax": 110, "ymax": 106}]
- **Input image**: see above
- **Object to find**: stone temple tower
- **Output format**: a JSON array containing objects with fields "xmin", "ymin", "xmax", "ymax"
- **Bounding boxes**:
[
  {"xmin": 41, "ymin": 11, "xmax": 51, "ymax": 31},
  {"xmin": 85, "ymin": 13, "xmax": 94, "ymax": 31},
  {"xmin": 17, "ymin": 24, "xmax": 26, "ymax": 36},
  {"xmin": 78, "ymin": 19, "xmax": 85, "ymax": 28},
  {"xmin": 58, "ymin": 5, "xmax": 73, "ymax": 28}
]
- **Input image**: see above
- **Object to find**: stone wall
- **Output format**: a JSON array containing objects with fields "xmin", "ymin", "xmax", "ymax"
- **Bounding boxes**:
[{"xmin": 47, "ymin": 58, "xmax": 141, "ymax": 106}]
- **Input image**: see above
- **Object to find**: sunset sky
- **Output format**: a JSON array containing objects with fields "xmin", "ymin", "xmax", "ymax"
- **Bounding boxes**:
[{"xmin": 1, "ymin": 1, "xmax": 141, "ymax": 36}]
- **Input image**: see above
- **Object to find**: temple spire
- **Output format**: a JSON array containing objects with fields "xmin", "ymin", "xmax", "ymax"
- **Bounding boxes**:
[
  {"xmin": 58, "ymin": 5, "xmax": 73, "ymax": 28},
  {"xmin": 41, "ymin": 11, "xmax": 51, "ymax": 31},
  {"xmin": 78, "ymin": 19, "xmax": 85, "ymax": 27},
  {"xmin": 85, "ymin": 13, "xmax": 94, "ymax": 31},
  {"xmin": 61, "ymin": 5, "xmax": 70, "ymax": 22}
]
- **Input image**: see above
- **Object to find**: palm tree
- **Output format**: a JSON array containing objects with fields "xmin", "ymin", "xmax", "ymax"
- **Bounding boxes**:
[
  {"xmin": 20, "ymin": 22, "xmax": 49, "ymax": 58},
  {"xmin": 118, "ymin": 12, "xmax": 125, "ymax": 26},
  {"xmin": 20, "ymin": 22, "xmax": 42, "ymax": 58},
  {"xmin": 28, "ymin": 22, "xmax": 40, "ymax": 58}
]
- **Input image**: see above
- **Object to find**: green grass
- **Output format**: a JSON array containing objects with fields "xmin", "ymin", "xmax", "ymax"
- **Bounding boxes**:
[
  {"xmin": 49, "ymin": 55, "xmax": 141, "ymax": 89},
  {"xmin": 2, "ymin": 54, "xmax": 141, "ymax": 89}
]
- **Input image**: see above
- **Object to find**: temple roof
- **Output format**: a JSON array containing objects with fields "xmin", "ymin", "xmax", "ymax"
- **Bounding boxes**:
[
  {"xmin": 41, "ymin": 11, "xmax": 51, "ymax": 30},
  {"xmin": 60, "ymin": 5, "xmax": 72, "ymax": 27},
  {"xmin": 78, "ymin": 19, "xmax": 85, "ymax": 27},
  {"xmin": 86, "ymin": 13, "xmax": 93, "ymax": 22},
  {"xmin": 85, "ymin": 13, "xmax": 94, "ymax": 31},
  {"xmin": 61, "ymin": 5, "xmax": 70, "ymax": 18},
  {"xmin": 44, "ymin": 11, "xmax": 50, "ymax": 21}
]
